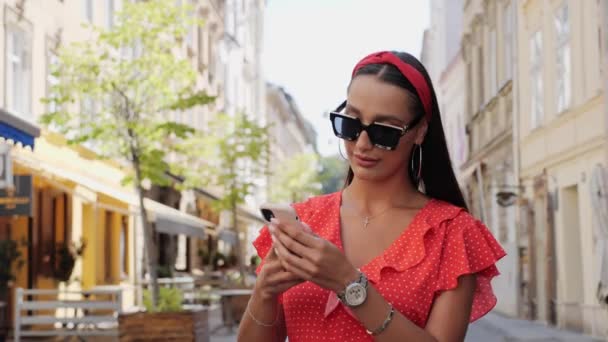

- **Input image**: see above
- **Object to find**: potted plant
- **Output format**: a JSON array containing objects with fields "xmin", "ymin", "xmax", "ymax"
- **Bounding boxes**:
[
  {"xmin": 0, "ymin": 239, "xmax": 25, "ymax": 341},
  {"xmin": 119, "ymin": 287, "xmax": 209, "ymax": 341},
  {"xmin": 52, "ymin": 238, "xmax": 86, "ymax": 282},
  {"xmin": 198, "ymin": 248, "xmax": 212, "ymax": 272}
]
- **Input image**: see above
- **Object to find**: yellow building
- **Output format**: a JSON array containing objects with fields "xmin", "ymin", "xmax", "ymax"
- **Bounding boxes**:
[
  {"xmin": 516, "ymin": 0, "xmax": 607, "ymax": 337},
  {"xmin": 0, "ymin": 0, "xmax": 217, "ymax": 330}
]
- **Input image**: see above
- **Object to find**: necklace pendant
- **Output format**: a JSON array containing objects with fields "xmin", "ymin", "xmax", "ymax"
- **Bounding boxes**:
[{"xmin": 364, "ymin": 217, "xmax": 370, "ymax": 229}]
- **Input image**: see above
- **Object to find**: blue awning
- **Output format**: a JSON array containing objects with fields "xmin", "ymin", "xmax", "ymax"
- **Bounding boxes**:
[{"xmin": 0, "ymin": 108, "xmax": 40, "ymax": 149}]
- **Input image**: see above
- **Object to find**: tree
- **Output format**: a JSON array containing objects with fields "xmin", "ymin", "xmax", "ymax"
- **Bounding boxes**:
[
  {"xmin": 40, "ymin": 0, "xmax": 213, "ymax": 307},
  {"xmin": 270, "ymin": 152, "xmax": 322, "ymax": 203},
  {"xmin": 177, "ymin": 112, "xmax": 270, "ymax": 277},
  {"xmin": 319, "ymin": 155, "xmax": 347, "ymax": 194}
]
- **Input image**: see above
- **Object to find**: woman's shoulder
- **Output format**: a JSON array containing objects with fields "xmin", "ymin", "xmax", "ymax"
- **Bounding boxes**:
[
  {"xmin": 292, "ymin": 191, "xmax": 341, "ymax": 214},
  {"xmin": 425, "ymin": 198, "xmax": 468, "ymax": 223},
  {"xmin": 424, "ymin": 198, "xmax": 489, "ymax": 233}
]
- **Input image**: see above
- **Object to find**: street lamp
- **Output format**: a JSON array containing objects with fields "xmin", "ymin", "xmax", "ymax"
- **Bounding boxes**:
[{"xmin": 494, "ymin": 185, "xmax": 523, "ymax": 207}]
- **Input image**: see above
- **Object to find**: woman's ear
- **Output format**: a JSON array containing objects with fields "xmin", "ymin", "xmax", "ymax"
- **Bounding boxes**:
[{"xmin": 414, "ymin": 122, "xmax": 428, "ymax": 145}]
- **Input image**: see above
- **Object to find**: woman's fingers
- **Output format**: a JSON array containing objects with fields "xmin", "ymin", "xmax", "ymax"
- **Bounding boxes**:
[
  {"xmin": 265, "ymin": 269, "xmax": 302, "ymax": 285},
  {"xmin": 268, "ymin": 280, "xmax": 303, "ymax": 295},
  {"xmin": 271, "ymin": 224, "xmax": 311, "ymax": 258},
  {"xmin": 274, "ymin": 238, "xmax": 322, "ymax": 281},
  {"xmin": 270, "ymin": 219, "xmax": 321, "ymax": 249}
]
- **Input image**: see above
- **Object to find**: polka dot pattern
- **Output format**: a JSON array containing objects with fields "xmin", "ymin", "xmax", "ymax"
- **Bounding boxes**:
[{"xmin": 252, "ymin": 192, "xmax": 506, "ymax": 341}]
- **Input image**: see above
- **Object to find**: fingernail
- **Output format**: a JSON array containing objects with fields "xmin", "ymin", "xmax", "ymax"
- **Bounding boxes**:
[
  {"xmin": 268, "ymin": 225, "xmax": 276, "ymax": 233},
  {"xmin": 270, "ymin": 234, "xmax": 276, "ymax": 243}
]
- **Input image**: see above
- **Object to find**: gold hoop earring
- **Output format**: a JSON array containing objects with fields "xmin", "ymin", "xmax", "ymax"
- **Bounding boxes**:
[
  {"xmin": 338, "ymin": 141, "xmax": 348, "ymax": 161},
  {"xmin": 410, "ymin": 144, "xmax": 422, "ymax": 186}
]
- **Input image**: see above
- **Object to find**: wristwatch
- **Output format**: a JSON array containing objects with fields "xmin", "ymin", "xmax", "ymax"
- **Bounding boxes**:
[{"xmin": 337, "ymin": 271, "xmax": 369, "ymax": 307}]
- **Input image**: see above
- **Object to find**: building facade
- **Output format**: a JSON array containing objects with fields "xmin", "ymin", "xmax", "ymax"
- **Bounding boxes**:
[
  {"xmin": 421, "ymin": 0, "xmax": 468, "ymax": 182},
  {"xmin": 515, "ymin": 0, "xmax": 607, "ymax": 337},
  {"xmin": 0, "ymin": 0, "xmax": 223, "ymax": 330},
  {"xmin": 461, "ymin": 0, "xmax": 519, "ymax": 317},
  {"xmin": 266, "ymin": 83, "xmax": 317, "ymax": 162}
]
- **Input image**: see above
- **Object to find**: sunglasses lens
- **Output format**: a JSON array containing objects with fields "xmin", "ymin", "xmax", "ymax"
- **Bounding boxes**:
[
  {"xmin": 331, "ymin": 114, "xmax": 360, "ymax": 140},
  {"xmin": 367, "ymin": 124, "xmax": 402, "ymax": 149}
]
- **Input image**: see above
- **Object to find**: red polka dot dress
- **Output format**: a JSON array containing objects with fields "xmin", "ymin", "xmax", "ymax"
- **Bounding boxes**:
[{"xmin": 253, "ymin": 192, "xmax": 506, "ymax": 341}]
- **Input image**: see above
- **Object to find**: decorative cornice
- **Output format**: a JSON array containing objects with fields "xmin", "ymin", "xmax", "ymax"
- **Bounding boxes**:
[{"xmin": 15, "ymin": 0, "xmax": 26, "ymax": 20}]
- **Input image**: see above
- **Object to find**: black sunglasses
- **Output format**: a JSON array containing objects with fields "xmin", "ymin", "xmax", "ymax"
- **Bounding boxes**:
[{"xmin": 329, "ymin": 101, "xmax": 423, "ymax": 150}]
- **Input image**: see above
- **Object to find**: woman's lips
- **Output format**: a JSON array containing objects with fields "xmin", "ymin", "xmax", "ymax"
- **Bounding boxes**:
[{"xmin": 354, "ymin": 154, "xmax": 379, "ymax": 168}]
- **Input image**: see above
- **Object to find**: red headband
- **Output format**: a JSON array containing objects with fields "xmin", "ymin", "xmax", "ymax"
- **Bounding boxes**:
[{"xmin": 352, "ymin": 51, "xmax": 432, "ymax": 122}]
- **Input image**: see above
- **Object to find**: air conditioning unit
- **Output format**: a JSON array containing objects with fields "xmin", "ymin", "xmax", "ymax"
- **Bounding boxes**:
[{"xmin": 0, "ymin": 143, "xmax": 13, "ymax": 190}]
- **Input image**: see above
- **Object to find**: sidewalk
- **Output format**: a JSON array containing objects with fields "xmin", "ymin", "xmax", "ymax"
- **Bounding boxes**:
[
  {"xmin": 208, "ymin": 309, "xmax": 606, "ymax": 342},
  {"xmin": 209, "ymin": 306, "xmax": 238, "ymax": 342},
  {"xmin": 466, "ymin": 312, "xmax": 606, "ymax": 342}
]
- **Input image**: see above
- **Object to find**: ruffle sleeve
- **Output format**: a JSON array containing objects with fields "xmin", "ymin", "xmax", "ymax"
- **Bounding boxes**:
[
  {"xmin": 435, "ymin": 214, "xmax": 506, "ymax": 322},
  {"xmin": 252, "ymin": 225, "xmax": 273, "ymax": 275}
]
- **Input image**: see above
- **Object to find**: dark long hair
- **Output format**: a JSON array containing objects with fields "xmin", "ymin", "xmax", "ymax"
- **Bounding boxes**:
[{"xmin": 343, "ymin": 51, "xmax": 467, "ymax": 210}]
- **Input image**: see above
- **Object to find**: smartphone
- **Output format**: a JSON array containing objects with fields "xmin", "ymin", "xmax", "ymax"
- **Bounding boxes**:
[
  {"xmin": 260, "ymin": 203, "xmax": 300, "ymax": 224},
  {"xmin": 259, "ymin": 203, "xmax": 312, "ymax": 233}
]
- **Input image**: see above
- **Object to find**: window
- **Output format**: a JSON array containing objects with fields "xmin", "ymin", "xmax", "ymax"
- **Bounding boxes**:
[
  {"xmin": 80, "ymin": 97, "xmax": 98, "ymax": 149},
  {"xmin": 106, "ymin": 0, "xmax": 114, "ymax": 29},
  {"xmin": 489, "ymin": 29, "xmax": 498, "ymax": 98},
  {"xmin": 80, "ymin": 97, "xmax": 96, "ymax": 119},
  {"xmin": 186, "ymin": 26, "xmax": 194, "ymax": 50},
  {"xmin": 47, "ymin": 49, "xmax": 60, "ymax": 114},
  {"xmin": 104, "ymin": 211, "xmax": 113, "ymax": 282},
  {"xmin": 120, "ymin": 216, "xmax": 128, "ymax": 278},
  {"xmin": 504, "ymin": 2, "xmax": 514, "ymax": 82},
  {"xmin": 197, "ymin": 27, "xmax": 206, "ymax": 71},
  {"xmin": 5, "ymin": 26, "xmax": 32, "ymax": 119},
  {"xmin": 466, "ymin": 61, "xmax": 473, "ymax": 116},
  {"xmin": 555, "ymin": 4, "xmax": 571, "ymax": 113},
  {"xmin": 35, "ymin": 190, "xmax": 70, "ymax": 278},
  {"xmin": 83, "ymin": 0, "xmax": 93, "ymax": 22},
  {"xmin": 530, "ymin": 31, "xmax": 543, "ymax": 129},
  {"xmin": 476, "ymin": 46, "xmax": 484, "ymax": 110}
]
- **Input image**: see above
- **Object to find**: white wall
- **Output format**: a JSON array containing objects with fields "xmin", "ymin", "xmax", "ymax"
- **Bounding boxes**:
[{"xmin": 493, "ymin": 242, "xmax": 519, "ymax": 316}]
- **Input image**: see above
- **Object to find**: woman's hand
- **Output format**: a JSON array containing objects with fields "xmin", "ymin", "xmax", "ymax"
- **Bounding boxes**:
[
  {"xmin": 268, "ymin": 218, "xmax": 359, "ymax": 293},
  {"xmin": 254, "ymin": 246, "xmax": 304, "ymax": 300}
]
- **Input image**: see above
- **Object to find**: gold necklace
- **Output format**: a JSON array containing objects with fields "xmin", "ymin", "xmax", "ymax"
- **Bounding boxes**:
[
  {"xmin": 361, "ymin": 206, "xmax": 393, "ymax": 229},
  {"xmin": 342, "ymin": 189, "xmax": 394, "ymax": 228}
]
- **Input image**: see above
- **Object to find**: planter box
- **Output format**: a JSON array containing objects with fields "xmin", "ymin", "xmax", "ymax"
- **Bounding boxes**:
[
  {"xmin": 119, "ymin": 308, "xmax": 209, "ymax": 342},
  {"xmin": 0, "ymin": 301, "xmax": 5, "ymax": 342}
]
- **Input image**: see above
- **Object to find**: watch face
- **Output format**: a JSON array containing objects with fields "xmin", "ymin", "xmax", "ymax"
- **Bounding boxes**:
[{"xmin": 345, "ymin": 283, "xmax": 367, "ymax": 307}]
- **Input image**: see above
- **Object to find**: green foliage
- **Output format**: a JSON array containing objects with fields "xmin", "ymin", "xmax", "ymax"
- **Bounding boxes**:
[
  {"xmin": 157, "ymin": 265, "xmax": 173, "ymax": 278},
  {"xmin": 53, "ymin": 238, "xmax": 86, "ymax": 282},
  {"xmin": 39, "ymin": 0, "xmax": 214, "ymax": 188},
  {"xmin": 318, "ymin": 155, "xmax": 347, "ymax": 194},
  {"xmin": 143, "ymin": 287, "xmax": 183, "ymax": 313},
  {"xmin": 0, "ymin": 239, "xmax": 26, "ymax": 297},
  {"xmin": 270, "ymin": 152, "xmax": 322, "ymax": 203},
  {"xmin": 249, "ymin": 255, "xmax": 261, "ymax": 267},
  {"xmin": 38, "ymin": 0, "xmax": 217, "ymax": 309},
  {"xmin": 175, "ymin": 112, "xmax": 271, "ymax": 213},
  {"xmin": 198, "ymin": 248, "xmax": 211, "ymax": 265}
]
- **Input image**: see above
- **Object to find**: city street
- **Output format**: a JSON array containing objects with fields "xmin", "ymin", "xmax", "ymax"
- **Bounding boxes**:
[
  {"xmin": 466, "ymin": 312, "xmax": 604, "ymax": 342},
  {"xmin": 209, "ymin": 310, "xmax": 604, "ymax": 342}
]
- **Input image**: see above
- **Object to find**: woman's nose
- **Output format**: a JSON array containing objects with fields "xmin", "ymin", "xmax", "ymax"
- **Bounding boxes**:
[{"xmin": 355, "ymin": 129, "xmax": 373, "ymax": 150}]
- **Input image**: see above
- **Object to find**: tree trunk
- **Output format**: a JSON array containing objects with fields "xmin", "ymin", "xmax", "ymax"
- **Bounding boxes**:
[
  {"xmin": 231, "ymin": 201, "xmax": 246, "ymax": 282},
  {"xmin": 133, "ymin": 168, "xmax": 159, "ymax": 309}
]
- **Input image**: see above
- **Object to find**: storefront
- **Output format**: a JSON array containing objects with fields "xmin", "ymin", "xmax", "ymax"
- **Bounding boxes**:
[{"xmin": 0, "ymin": 107, "xmax": 40, "ymax": 335}]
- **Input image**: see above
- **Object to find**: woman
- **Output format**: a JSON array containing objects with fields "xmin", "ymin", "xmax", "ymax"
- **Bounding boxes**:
[{"xmin": 238, "ymin": 51, "xmax": 506, "ymax": 342}]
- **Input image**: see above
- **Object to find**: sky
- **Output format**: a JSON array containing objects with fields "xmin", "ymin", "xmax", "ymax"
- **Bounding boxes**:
[{"xmin": 263, "ymin": 0, "xmax": 430, "ymax": 156}]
